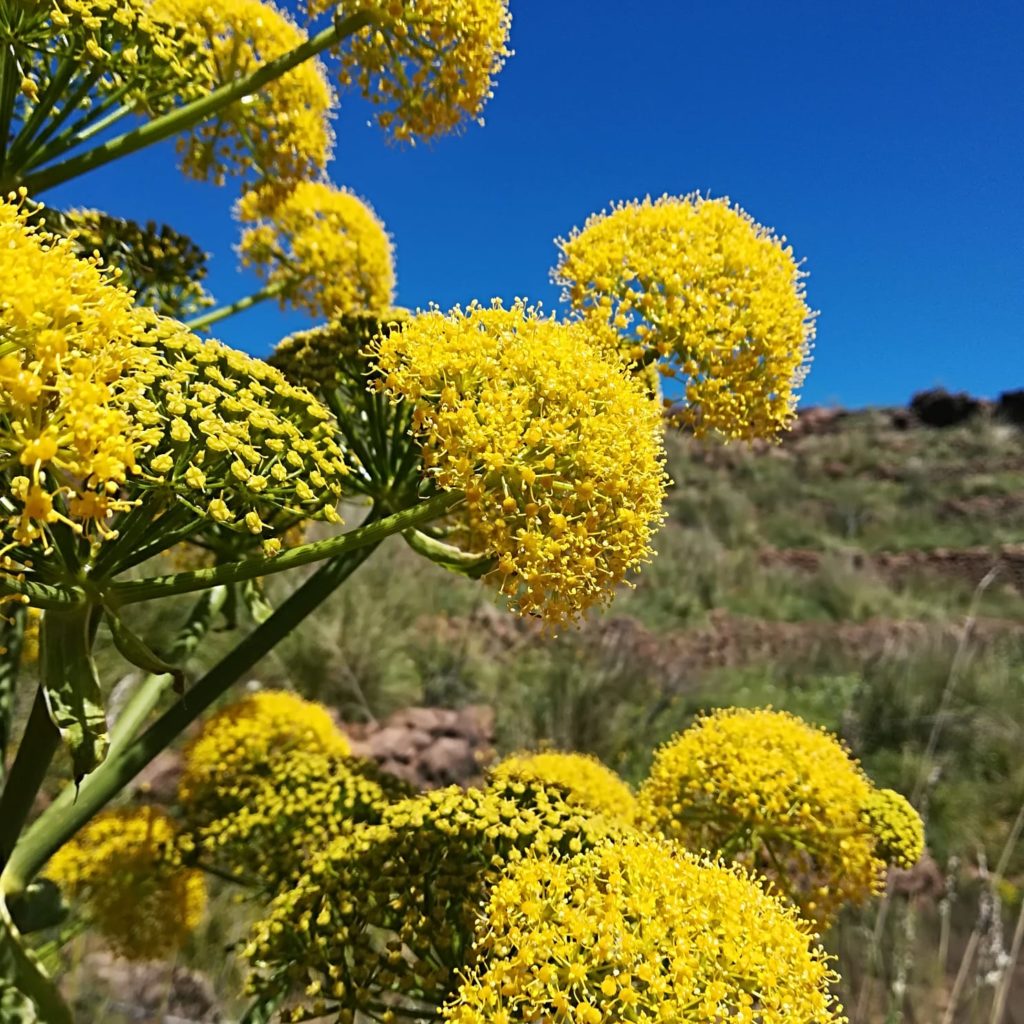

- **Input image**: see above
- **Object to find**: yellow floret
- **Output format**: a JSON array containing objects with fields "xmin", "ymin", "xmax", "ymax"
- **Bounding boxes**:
[
  {"xmin": 555, "ymin": 193, "xmax": 816, "ymax": 440},
  {"xmin": 178, "ymin": 689, "xmax": 350, "ymax": 810},
  {"xmin": 313, "ymin": 0, "xmax": 512, "ymax": 142},
  {"xmin": 150, "ymin": 0, "xmax": 335, "ymax": 185},
  {"xmin": 638, "ymin": 706, "xmax": 889, "ymax": 928},
  {"xmin": 372, "ymin": 301, "xmax": 669, "ymax": 627},
  {"xmin": 244, "ymin": 781, "xmax": 624, "ymax": 1019},
  {"xmin": 489, "ymin": 750, "xmax": 638, "ymax": 824},
  {"xmin": 0, "ymin": 195, "xmax": 346, "ymax": 577},
  {"xmin": 445, "ymin": 835, "xmax": 842, "ymax": 1024},
  {"xmin": 861, "ymin": 787, "xmax": 925, "ymax": 870},
  {"xmin": 45, "ymin": 806, "xmax": 206, "ymax": 960},
  {"xmin": 238, "ymin": 182, "xmax": 395, "ymax": 320}
]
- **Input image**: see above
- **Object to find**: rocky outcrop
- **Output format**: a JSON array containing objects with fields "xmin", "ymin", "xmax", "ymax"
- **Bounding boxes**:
[
  {"xmin": 996, "ymin": 388, "xmax": 1024, "ymax": 426},
  {"xmin": 910, "ymin": 389, "xmax": 983, "ymax": 427},
  {"xmin": 344, "ymin": 705, "xmax": 495, "ymax": 790}
]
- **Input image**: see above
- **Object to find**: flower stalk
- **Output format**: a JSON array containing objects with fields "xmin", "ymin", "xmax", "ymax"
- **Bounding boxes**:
[
  {"xmin": 0, "ymin": 532, "xmax": 382, "ymax": 901},
  {"xmin": 13, "ymin": 11, "xmax": 377, "ymax": 194},
  {"xmin": 184, "ymin": 280, "xmax": 287, "ymax": 332}
]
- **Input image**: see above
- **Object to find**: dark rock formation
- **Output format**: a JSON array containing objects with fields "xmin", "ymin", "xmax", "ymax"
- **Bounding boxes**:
[
  {"xmin": 996, "ymin": 388, "xmax": 1024, "ymax": 426},
  {"xmin": 910, "ymin": 388, "xmax": 981, "ymax": 427}
]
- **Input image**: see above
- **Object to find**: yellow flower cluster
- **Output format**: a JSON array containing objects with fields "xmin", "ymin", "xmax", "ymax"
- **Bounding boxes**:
[
  {"xmin": 17, "ymin": 0, "xmax": 206, "ymax": 118},
  {"xmin": 192, "ymin": 747, "xmax": 410, "ymax": 887},
  {"xmin": 237, "ymin": 183, "xmax": 395, "ymax": 319},
  {"xmin": 45, "ymin": 806, "xmax": 206, "ymax": 960},
  {"xmin": 151, "ymin": 0, "xmax": 335, "ymax": 186},
  {"xmin": 446, "ymin": 836, "xmax": 842, "ymax": 1024},
  {"xmin": 373, "ymin": 302, "xmax": 668, "ymax": 626},
  {"xmin": 245, "ymin": 781, "xmax": 621, "ymax": 1020},
  {"xmin": 638, "ymin": 707, "xmax": 885, "ymax": 927},
  {"xmin": 0, "ymin": 196, "xmax": 346, "ymax": 569},
  {"xmin": 270, "ymin": 312, "xmax": 408, "ymax": 395},
  {"xmin": 861, "ymin": 788, "xmax": 924, "ymax": 870},
  {"xmin": 555, "ymin": 194, "xmax": 816, "ymax": 440},
  {"xmin": 39, "ymin": 206, "xmax": 213, "ymax": 319},
  {"xmin": 178, "ymin": 689, "xmax": 350, "ymax": 811},
  {"xmin": 316, "ymin": 0, "xmax": 512, "ymax": 142},
  {"xmin": 490, "ymin": 751, "xmax": 638, "ymax": 824}
]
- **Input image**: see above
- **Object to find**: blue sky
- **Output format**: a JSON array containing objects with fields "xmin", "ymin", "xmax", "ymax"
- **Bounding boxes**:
[{"xmin": 50, "ymin": 0, "xmax": 1022, "ymax": 408}]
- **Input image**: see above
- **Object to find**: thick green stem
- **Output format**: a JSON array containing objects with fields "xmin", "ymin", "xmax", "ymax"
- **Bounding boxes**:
[
  {"xmin": 0, "ymin": 536, "xmax": 380, "ymax": 898},
  {"xmin": 106, "ymin": 491, "xmax": 461, "ymax": 607},
  {"xmin": 0, "ymin": 575, "xmax": 81, "ymax": 609},
  {"xmin": 0, "ymin": 603, "xmax": 26, "ymax": 773},
  {"xmin": 17, "ymin": 11, "xmax": 375, "ymax": 194},
  {"xmin": 0, "ymin": 689, "xmax": 59, "ymax": 870},
  {"xmin": 109, "ymin": 585, "xmax": 228, "ymax": 752},
  {"xmin": 1, "ymin": 898, "xmax": 73, "ymax": 1024},
  {"xmin": 185, "ymin": 281, "xmax": 286, "ymax": 332}
]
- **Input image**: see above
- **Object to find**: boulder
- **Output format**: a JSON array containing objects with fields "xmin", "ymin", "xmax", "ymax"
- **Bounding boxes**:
[{"xmin": 996, "ymin": 388, "xmax": 1024, "ymax": 426}]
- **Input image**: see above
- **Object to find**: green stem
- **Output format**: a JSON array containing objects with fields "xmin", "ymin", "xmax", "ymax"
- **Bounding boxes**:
[
  {"xmin": 16, "ymin": 11, "xmax": 376, "ymax": 194},
  {"xmin": 1, "ymin": 898, "xmax": 73, "ymax": 1024},
  {"xmin": 105, "ymin": 491, "xmax": 461, "ymax": 607},
  {"xmin": 184, "ymin": 280, "xmax": 286, "ymax": 332},
  {"xmin": 108, "ymin": 585, "xmax": 228, "ymax": 752},
  {"xmin": 0, "ymin": 603, "xmax": 26, "ymax": 772},
  {"xmin": 0, "ymin": 689, "xmax": 59, "ymax": 869},
  {"xmin": 0, "ymin": 575, "xmax": 81, "ymax": 610},
  {"xmin": 0, "ymin": 534, "xmax": 381, "ymax": 899}
]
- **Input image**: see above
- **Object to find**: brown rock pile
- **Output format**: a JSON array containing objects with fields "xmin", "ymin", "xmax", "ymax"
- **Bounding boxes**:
[{"xmin": 344, "ymin": 705, "xmax": 496, "ymax": 790}]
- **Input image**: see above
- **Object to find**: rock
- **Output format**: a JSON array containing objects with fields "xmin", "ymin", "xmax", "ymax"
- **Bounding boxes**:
[
  {"xmin": 789, "ymin": 406, "xmax": 847, "ymax": 438},
  {"xmin": 996, "ymin": 388, "xmax": 1024, "ymax": 426},
  {"xmin": 342, "ymin": 705, "xmax": 496, "ymax": 790},
  {"xmin": 419, "ymin": 736, "xmax": 477, "ymax": 787},
  {"xmin": 909, "ymin": 388, "xmax": 981, "ymax": 427}
]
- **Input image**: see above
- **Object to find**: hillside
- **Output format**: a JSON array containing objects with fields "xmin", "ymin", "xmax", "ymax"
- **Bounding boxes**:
[{"xmin": 68, "ymin": 390, "xmax": 1024, "ymax": 1021}]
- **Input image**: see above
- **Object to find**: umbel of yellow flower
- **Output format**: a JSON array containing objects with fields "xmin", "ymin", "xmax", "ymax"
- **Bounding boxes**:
[
  {"xmin": 861, "ymin": 787, "xmax": 925, "ymax": 870},
  {"xmin": 638, "ymin": 707, "xmax": 913, "ymax": 928},
  {"xmin": 150, "ymin": 0, "xmax": 335, "ymax": 186},
  {"xmin": 445, "ymin": 836, "xmax": 843, "ymax": 1024},
  {"xmin": 45, "ymin": 806, "xmax": 206, "ymax": 960},
  {"xmin": 373, "ymin": 301, "xmax": 669, "ymax": 626},
  {"xmin": 311, "ymin": 0, "xmax": 512, "ymax": 142},
  {"xmin": 270, "ymin": 311, "xmax": 408, "ymax": 395},
  {"xmin": 554, "ymin": 194, "xmax": 816, "ymax": 440},
  {"xmin": 489, "ymin": 751, "xmax": 638, "ymax": 824},
  {"xmin": 245, "ymin": 781, "xmax": 623, "ymax": 1021},
  {"xmin": 178, "ymin": 689, "xmax": 351, "ymax": 811},
  {"xmin": 191, "ymin": 747, "xmax": 411, "ymax": 887},
  {"xmin": 238, "ymin": 183, "xmax": 395, "ymax": 320},
  {"xmin": 13, "ymin": 0, "xmax": 206, "ymax": 129},
  {"xmin": 37, "ymin": 206, "xmax": 214, "ymax": 319},
  {"xmin": 0, "ymin": 195, "xmax": 346, "ymax": 571}
]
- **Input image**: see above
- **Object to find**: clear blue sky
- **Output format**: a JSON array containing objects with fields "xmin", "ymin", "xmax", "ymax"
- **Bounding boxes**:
[{"xmin": 50, "ymin": 0, "xmax": 1022, "ymax": 408}]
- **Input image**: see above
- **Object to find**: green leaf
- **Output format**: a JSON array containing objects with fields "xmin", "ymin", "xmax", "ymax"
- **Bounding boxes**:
[
  {"xmin": 105, "ymin": 607, "xmax": 186, "ymax": 695},
  {"xmin": 403, "ymin": 529, "xmax": 496, "ymax": 579},
  {"xmin": 38, "ymin": 607, "xmax": 108, "ymax": 783},
  {"xmin": 240, "ymin": 578, "xmax": 274, "ymax": 625}
]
